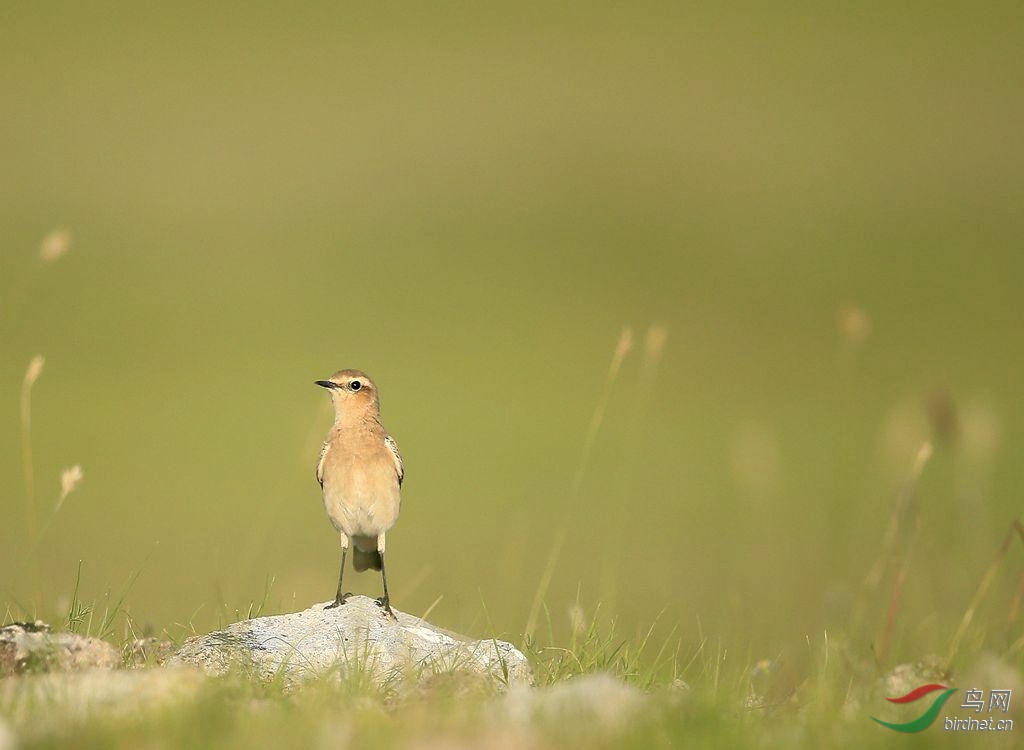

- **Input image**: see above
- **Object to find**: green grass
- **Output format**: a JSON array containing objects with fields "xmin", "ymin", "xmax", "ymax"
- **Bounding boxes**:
[
  {"xmin": 1, "ymin": 604, "xmax": 1017, "ymax": 749},
  {"xmin": 2, "ymin": 550, "xmax": 1021, "ymax": 749}
]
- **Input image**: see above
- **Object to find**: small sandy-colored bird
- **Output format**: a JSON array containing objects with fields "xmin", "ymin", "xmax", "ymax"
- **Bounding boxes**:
[{"xmin": 315, "ymin": 369, "xmax": 404, "ymax": 618}]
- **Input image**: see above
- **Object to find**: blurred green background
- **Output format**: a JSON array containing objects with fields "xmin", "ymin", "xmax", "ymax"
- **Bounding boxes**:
[{"xmin": 2, "ymin": 3, "xmax": 1022, "ymax": 663}]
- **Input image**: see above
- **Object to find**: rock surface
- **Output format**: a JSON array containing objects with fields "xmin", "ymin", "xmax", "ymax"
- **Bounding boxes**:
[
  {"xmin": 881, "ymin": 654, "xmax": 951, "ymax": 699},
  {"xmin": 169, "ymin": 596, "xmax": 531, "ymax": 687},
  {"xmin": 501, "ymin": 674, "xmax": 649, "ymax": 733},
  {"xmin": 0, "ymin": 621, "xmax": 119, "ymax": 675}
]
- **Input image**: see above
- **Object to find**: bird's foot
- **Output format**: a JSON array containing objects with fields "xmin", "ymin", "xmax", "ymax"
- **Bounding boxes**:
[
  {"xmin": 374, "ymin": 596, "xmax": 398, "ymax": 620},
  {"xmin": 324, "ymin": 593, "xmax": 352, "ymax": 610}
]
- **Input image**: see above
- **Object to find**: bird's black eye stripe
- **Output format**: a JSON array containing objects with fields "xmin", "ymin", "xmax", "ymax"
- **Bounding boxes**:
[{"xmin": 350, "ymin": 380, "xmax": 362, "ymax": 391}]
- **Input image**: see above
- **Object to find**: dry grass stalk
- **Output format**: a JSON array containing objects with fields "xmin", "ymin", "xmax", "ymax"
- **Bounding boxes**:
[
  {"xmin": 571, "ymin": 327, "xmax": 633, "ymax": 497},
  {"xmin": 527, "ymin": 328, "xmax": 634, "ymax": 640},
  {"xmin": 20, "ymin": 355, "xmax": 45, "ymax": 609},
  {"xmin": 836, "ymin": 303, "xmax": 871, "ymax": 346},
  {"xmin": 1008, "ymin": 570, "xmax": 1024, "ymax": 632},
  {"xmin": 860, "ymin": 442, "xmax": 933, "ymax": 594},
  {"xmin": 851, "ymin": 441, "xmax": 932, "ymax": 660},
  {"xmin": 946, "ymin": 519, "xmax": 1024, "ymax": 668},
  {"xmin": 36, "ymin": 465, "xmax": 85, "ymax": 542},
  {"xmin": 642, "ymin": 324, "xmax": 668, "ymax": 374},
  {"xmin": 21, "ymin": 356, "xmax": 45, "ymax": 540},
  {"xmin": 634, "ymin": 324, "xmax": 668, "ymax": 421},
  {"xmin": 878, "ymin": 520, "xmax": 920, "ymax": 663},
  {"xmin": 39, "ymin": 228, "xmax": 72, "ymax": 263}
]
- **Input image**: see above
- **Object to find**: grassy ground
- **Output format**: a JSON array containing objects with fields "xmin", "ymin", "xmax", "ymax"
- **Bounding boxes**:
[
  {"xmin": 0, "ymin": 606, "xmax": 1019, "ymax": 749},
  {"xmin": 3, "ymin": 526, "xmax": 1023, "ymax": 750}
]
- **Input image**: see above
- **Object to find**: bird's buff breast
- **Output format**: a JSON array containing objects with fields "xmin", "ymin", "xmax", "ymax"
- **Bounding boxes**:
[{"xmin": 322, "ymin": 461, "xmax": 401, "ymax": 538}]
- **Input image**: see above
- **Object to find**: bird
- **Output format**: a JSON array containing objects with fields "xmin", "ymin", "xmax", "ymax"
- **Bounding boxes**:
[{"xmin": 314, "ymin": 369, "xmax": 404, "ymax": 618}]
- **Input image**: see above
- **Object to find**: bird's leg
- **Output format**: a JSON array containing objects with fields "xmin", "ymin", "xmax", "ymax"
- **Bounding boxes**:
[
  {"xmin": 373, "ymin": 534, "xmax": 397, "ymax": 619},
  {"xmin": 374, "ymin": 553, "xmax": 397, "ymax": 619},
  {"xmin": 325, "ymin": 534, "xmax": 350, "ymax": 609}
]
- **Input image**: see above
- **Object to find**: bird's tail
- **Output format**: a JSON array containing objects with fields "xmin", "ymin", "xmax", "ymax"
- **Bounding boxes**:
[{"xmin": 353, "ymin": 548, "xmax": 382, "ymax": 572}]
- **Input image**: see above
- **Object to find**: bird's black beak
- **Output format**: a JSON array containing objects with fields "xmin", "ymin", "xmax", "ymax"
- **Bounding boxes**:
[{"xmin": 315, "ymin": 380, "xmax": 340, "ymax": 390}]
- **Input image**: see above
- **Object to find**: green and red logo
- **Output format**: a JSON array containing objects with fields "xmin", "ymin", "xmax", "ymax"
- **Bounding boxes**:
[{"xmin": 871, "ymin": 684, "xmax": 958, "ymax": 733}]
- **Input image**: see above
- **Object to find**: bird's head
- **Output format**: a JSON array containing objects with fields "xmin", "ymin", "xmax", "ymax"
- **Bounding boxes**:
[{"xmin": 315, "ymin": 369, "xmax": 379, "ymax": 416}]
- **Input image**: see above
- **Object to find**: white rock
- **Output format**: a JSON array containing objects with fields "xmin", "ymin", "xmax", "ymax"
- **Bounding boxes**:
[
  {"xmin": 501, "ymin": 673, "xmax": 649, "ymax": 733},
  {"xmin": 169, "ymin": 596, "xmax": 531, "ymax": 688},
  {"xmin": 0, "ymin": 622, "xmax": 118, "ymax": 675},
  {"xmin": 0, "ymin": 667, "xmax": 203, "ymax": 728},
  {"xmin": 881, "ymin": 654, "xmax": 950, "ymax": 699}
]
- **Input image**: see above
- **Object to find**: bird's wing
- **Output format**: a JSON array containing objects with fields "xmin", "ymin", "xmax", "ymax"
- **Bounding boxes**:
[
  {"xmin": 385, "ymin": 433, "xmax": 404, "ymax": 487},
  {"xmin": 316, "ymin": 440, "xmax": 330, "ymax": 488}
]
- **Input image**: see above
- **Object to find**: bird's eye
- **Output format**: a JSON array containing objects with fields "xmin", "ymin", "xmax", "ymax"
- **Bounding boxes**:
[{"xmin": 350, "ymin": 380, "xmax": 362, "ymax": 391}]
